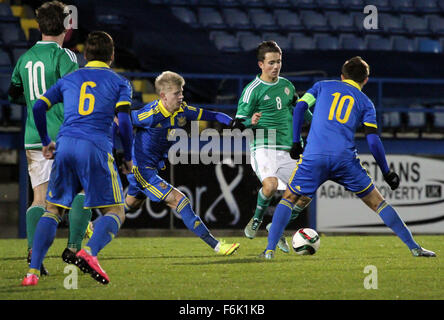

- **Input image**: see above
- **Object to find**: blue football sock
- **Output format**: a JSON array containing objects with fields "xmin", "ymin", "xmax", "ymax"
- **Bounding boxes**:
[
  {"xmin": 177, "ymin": 197, "xmax": 218, "ymax": 249},
  {"xmin": 29, "ymin": 212, "xmax": 61, "ymax": 271},
  {"xmin": 86, "ymin": 213, "xmax": 121, "ymax": 256},
  {"xmin": 377, "ymin": 201, "xmax": 419, "ymax": 250},
  {"xmin": 266, "ymin": 199, "xmax": 293, "ymax": 251}
]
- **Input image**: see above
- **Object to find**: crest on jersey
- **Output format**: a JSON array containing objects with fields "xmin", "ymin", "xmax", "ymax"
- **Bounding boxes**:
[
  {"xmin": 177, "ymin": 116, "xmax": 187, "ymax": 127},
  {"xmin": 285, "ymin": 87, "xmax": 290, "ymax": 95}
]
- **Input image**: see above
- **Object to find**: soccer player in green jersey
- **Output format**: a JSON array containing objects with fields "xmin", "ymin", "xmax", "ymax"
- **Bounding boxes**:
[
  {"xmin": 232, "ymin": 41, "xmax": 313, "ymax": 252},
  {"xmin": 8, "ymin": 1, "xmax": 92, "ymax": 274}
]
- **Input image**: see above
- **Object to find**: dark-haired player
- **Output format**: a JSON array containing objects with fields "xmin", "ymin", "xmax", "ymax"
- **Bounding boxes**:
[
  {"xmin": 21, "ymin": 31, "xmax": 133, "ymax": 286},
  {"xmin": 8, "ymin": 1, "xmax": 91, "ymax": 275},
  {"xmin": 262, "ymin": 56, "xmax": 436, "ymax": 259}
]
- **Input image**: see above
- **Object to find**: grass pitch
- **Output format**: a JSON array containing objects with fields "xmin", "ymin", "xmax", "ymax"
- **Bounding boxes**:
[{"xmin": 0, "ymin": 235, "xmax": 442, "ymax": 300}]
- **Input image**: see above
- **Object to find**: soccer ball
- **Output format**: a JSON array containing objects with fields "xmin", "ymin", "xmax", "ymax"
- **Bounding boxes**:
[{"xmin": 292, "ymin": 228, "xmax": 320, "ymax": 255}]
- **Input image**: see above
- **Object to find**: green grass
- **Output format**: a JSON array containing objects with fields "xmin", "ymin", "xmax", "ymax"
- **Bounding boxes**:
[{"xmin": 0, "ymin": 235, "xmax": 442, "ymax": 300}]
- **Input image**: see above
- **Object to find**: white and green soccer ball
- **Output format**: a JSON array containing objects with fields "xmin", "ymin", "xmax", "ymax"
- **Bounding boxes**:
[{"xmin": 292, "ymin": 228, "xmax": 320, "ymax": 255}]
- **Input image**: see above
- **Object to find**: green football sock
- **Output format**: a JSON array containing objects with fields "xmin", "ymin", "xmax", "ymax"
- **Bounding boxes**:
[
  {"xmin": 287, "ymin": 204, "xmax": 304, "ymax": 227},
  {"xmin": 67, "ymin": 194, "xmax": 92, "ymax": 251},
  {"xmin": 26, "ymin": 206, "xmax": 45, "ymax": 250},
  {"xmin": 253, "ymin": 188, "xmax": 272, "ymax": 222}
]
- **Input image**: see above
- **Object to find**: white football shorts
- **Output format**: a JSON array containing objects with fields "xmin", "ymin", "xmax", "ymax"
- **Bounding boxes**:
[
  {"xmin": 26, "ymin": 149, "xmax": 53, "ymax": 189},
  {"xmin": 250, "ymin": 147, "xmax": 296, "ymax": 190}
]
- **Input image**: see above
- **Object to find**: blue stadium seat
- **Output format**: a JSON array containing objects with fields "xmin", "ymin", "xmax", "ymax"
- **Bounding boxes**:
[
  {"xmin": 219, "ymin": 0, "xmax": 242, "ymax": 7},
  {"xmin": 0, "ymin": 73, "xmax": 11, "ymax": 99},
  {"xmin": 0, "ymin": 22, "xmax": 27, "ymax": 46},
  {"xmin": 238, "ymin": 33, "xmax": 262, "ymax": 51},
  {"xmin": 382, "ymin": 112, "xmax": 402, "ymax": 129},
  {"xmin": 407, "ymin": 105, "xmax": 426, "ymax": 128},
  {"xmin": 432, "ymin": 105, "xmax": 444, "ymax": 129},
  {"xmin": 248, "ymin": 9, "xmax": 277, "ymax": 31},
  {"xmin": 339, "ymin": 35, "xmax": 365, "ymax": 50},
  {"xmin": 315, "ymin": 34, "xmax": 339, "ymax": 50},
  {"xmin": 316, "ymin": 0, "xmax": 342, "ymax": 9},
  {"xmin": 262, "ymin": 33, "xmax": 291, "ymax": 51},
  {"xmin": 223, "ymin": 8, "xmax": 253, "ymax": 30},
  {"xmin": 274, "ymin": 9, "xmax": 304, "ymax": 32},
  {"xmin": 291, "ymin": 0, "xmax": 318, "ymax": 9},
  {"xmin": 0, "ymin": 3, "xmax": 13, "ymax": 16},
  {"xmin": 213, "ymin": 33, "xmax": 241, "ymax": 52},
  {"xmin": 300, "ymin": 11, "xmax": 329, "ymax": 32},
  {"xmin": 428, "ymin": 15, "xmax": 444, "ymax": 36},
  {"xmin": 341, "ymin": 0, "xmax": 366, "ymax": 10},
  {"xmin": 416, "ymin": 38, "xmax": 441, "ymax": 53},
  {"xmin": 171, "ymin": 7, "xmax": 200, "ymax": 28},
  {"xmin": 264, "ymin": 0, "xmax": 291, "ymax": 8},
  {"xmin": 238, "ymin": 0, "xmax": 265, "ymax": 7},
  {"xmin": 197, "ymin": 8, "xmax": 227, "ymax": 30},
  {"xmin": 326, "ymin": 12, "xmax": 355, "ymax": 32},
  {"xmin": 365, "ymin": 0, "xmax": 391, "ymax": 12},
  {"xmin": 0, "ymin": 49, "xmax": 10, "ymax": 67},
  {"xmin": 289, "ymin": 33, "xmax": 315, "ymax": 50},
  {"xmin": 390, "ymin": 0, "xmax": 416, "ymax": 13},
  {"xmin": 365, "ymin": 35, "xmax": 392, "ymax": 51},
  {"xmin": 391, "ymin": 36, "xmax": 415, "ymax": 52},
  {"xmin": 351, "ymin": 12, "xmax": 367, "ymax": 33},
  {"xmin": 379, "ymin": 14, "xmax": 407, "ymax": 35},
  {"xmin": 414, "ymin": 0, "xmax": 440, "ymax": 13},
  {"xmin": 402, "ymin": 15, "xmax": 430, "ymax": 36}
]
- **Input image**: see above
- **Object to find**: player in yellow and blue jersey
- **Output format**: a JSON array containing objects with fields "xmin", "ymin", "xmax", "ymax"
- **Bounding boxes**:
[
  {"xmin": 22, "ymin": 31, "xmax": 133, "ymax": 286},
  {"xmin": 123, "ymin": 71, "xmax": 240, "ymax": 256},
  {"xmin": 262, "ymin": 56, "xmax": 436, "ymax": 259}
]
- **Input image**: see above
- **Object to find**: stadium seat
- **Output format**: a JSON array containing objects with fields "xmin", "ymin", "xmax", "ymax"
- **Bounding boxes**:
[
  {"xmin": 402, "ymin": 15, "xmax": 430, "ymax": 36},
  {"xmin": 300, "ymin": 11, "xmax": 329, "ymax": 32},
  {"xmin": 315, "ymin": 34, "xmax": 339, "ymax": 50},
  {"xmin": 365, "ymin": 35, "xmax": 392, "ymax": 51},
  {"xmin": 264, "ymin": 0, "xmax": 291, "ymax": 8},
  {"xmin": 222, "ymin": 8, "xmax": 253, "ymax": 30},
  {"xmin": 262, "ymin": 32, "xmax": 291, "ymax": 51},
  {"xmin": 274, "ymin": 10, "xmax": 304, "ymax": 32},
  {"xmin": 416, "ymin": 38, "xmax": 441, "ymax": 53},
  {"xmin": 219, "ymin": 0, "xmax": 242, "ymax": 7},
  {"xmin": 326, "ymin": 12, "xmax": 355, "ymax": 32},
  {"xmin": 316, "ymin": 0, "xmax": 342, "ymax": 9},
  {"xmin": 213, "ymin": 33, "xmax": 241, "ymax": 52},
  {"xmin": 391, "ymin": 35, "xmax": 415, "ymax": 52},
  {"xmin": 238, "ymin": 33, "xmax": 262, "ymax": 51},
  {"xmin": 341, "ymin": 0, "xmax": 366, "ymax": 10},
  {"xmin": 239, "ymin": 0, "xmax": 265, "ymax": 6},
  {"xmin": 292, "ymin": 0, "xmax": 318, "ymax": 9},
  {"xmin": 197, "ymin": 8, "xmax": 227, "ymax": 30},
  {"xmin": 428, "ymin": 15, "xmax": 444, "ymax": 36},
  {"xmin": 414, "ymin": 0, "xmax": 440, "ymax": 13},
  {"xmin": 365, "ymin": 0, "xmax": 392, "ymax": 12},
  {"xmin": 432, "ymin": 105, "xmax": 444, "ymax": 129},
  {"xmin": 0, "ymin": 49, "xmax": 11, "ymax": 67},
  {"xmin": 379, "ymin": 14, "xmax": 407, "ymax": 35},
  {"xmin": 407, "ymin": 105, "xmax": 426, "ymax": 128},
  {"xmin": 390, "ymin": 0, "xmax": 416, "ymax": 13},
  {"xmin": 171, "ymin": 7, "xmax": 200, "ymax": 28},
  {"xmin": 0, "ymin": 3, "xmax": 13, "ymax": 17},
  {"xmin": 0, "ymin": 22, "xmax": 27, "ymax": 46},
  {"xmin": 339, "ymin": 35, "xmax": 365, "ymax": 50},
  {"xmin": 290, "ymin": 33, "xmax": 315, "ymax": 50},
  {"xmin": 0, "ymin": 73, "xmax": 11, "ymax": 99},
  {"xmin": 248, "ymin": 9, "xmax": 277, "ymax": 31},
  {"xmin": 20, "ymin": 18, "xmax": 38, "ymax": 40}
]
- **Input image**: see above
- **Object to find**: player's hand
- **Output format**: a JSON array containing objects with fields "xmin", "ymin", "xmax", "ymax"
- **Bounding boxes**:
[
  {"xmin": 230, "ymin": 118, "xmax": 246, "ymax": 130},
  {"xmin": 121, "ymin": 159, "xmax": 133, "ymax": 175},
  {"xmin": 251, "ymin": 112, "xmax": 262, "ymax": 125},
  {"xmin": 42, "ymin": 141, "xmax": 56, "ymax": 159},
  {"xmin": 289, "ymin": 141, "xmax": 303, "ymax": 160},
  {"xmin": 384, "ymin": 170, "xmax": 400, "ymax": 190}
]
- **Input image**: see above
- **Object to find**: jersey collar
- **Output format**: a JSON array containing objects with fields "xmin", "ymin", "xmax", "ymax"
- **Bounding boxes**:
[
  {"xmin": 85, "ymin": 61, "xmax": 110, "ymax": 68},
  {"xmin": 36, "ymin": 41, "xmax": 62, "ymax": 49},
  {"xmin": 342, "ymin": 79, "xmax": 362, "ymax": 91},
  {"xmin": 157, "ymin": 100, "xmax": 184, "ymax": 118}
]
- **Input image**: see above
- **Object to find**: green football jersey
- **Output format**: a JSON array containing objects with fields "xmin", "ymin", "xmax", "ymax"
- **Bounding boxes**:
[
  {"xmin": 236, "ymin": 75, "xmax": 298, "ymax": 151},
  {"xmin": 10, "ymin": 41, "xmax": 78, "ymax": 149}
]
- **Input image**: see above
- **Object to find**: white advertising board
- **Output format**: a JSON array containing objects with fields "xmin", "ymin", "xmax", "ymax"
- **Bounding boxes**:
[{"xmin": 316, "ymin": 155, "xmax": 444, "ymax": 234}]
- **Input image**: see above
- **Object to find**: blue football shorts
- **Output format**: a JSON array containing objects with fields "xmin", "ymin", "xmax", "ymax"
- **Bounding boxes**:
[
  {"xmin": 46, "ymin": 136, "xmax": 124, "ymax": 209},
  {"xmin": 287, "ymin": 153, "xmax": 375, "ymax": 199},
  {"xmin": 127, "ymin": 166, "xmax": 173, "ymax": 202}
]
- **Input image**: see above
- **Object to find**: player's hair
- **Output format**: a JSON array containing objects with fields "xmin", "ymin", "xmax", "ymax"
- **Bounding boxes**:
[
  {"xmin": 155, "ymin": 71, "xmax": 185, "ymax": 94},
  {"xmin": 84, "ymin": 31, "xmax": 114, "ymax": 62},
  {"xmin": 257, "ymin": 41, "xmax": 282, "ymax": 62},
  {"xmin": 341, "ymin": 56, "xmax": 370, "ymax": 84},
  {"xmin": 36, "ymin": 1, "xmax": 68, "ymax": 36}
]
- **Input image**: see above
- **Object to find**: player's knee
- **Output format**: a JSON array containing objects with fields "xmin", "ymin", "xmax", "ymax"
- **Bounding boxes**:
[
  {"xmin": 262, "ymin": 177, "xmax": 278, "ymax": 196},
  {"xmin": 295, "ymin": 195, "xmax": 312, "ymax": 210},
  {"xmin": 165, "ymin": 188, "xmax": 185, "ymax": 209},
  {"xmin": 124, "ymin": 197, "xmax": 143, "ymax": 213}
]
